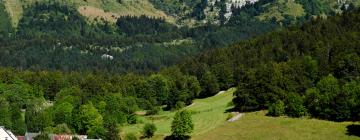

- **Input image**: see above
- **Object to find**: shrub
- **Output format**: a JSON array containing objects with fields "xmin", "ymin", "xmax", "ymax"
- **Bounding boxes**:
[
  {"xmin": 127, "ymin": 114, "xmax": 138, "ymax": 124},
  {"xmin": 171, "ymin": 110, "xmax": 194, "ymax": 138},
  {"xmin": 143, "ymin": 123, "xmax": 157, "ymax": 138},
  {"xmin": 146, "ymin": 106, "xmax": 161, "ymax": 115},
  {"xmin": 286, "ymin": 93, "xmax": 307, "ymax": 117},
  {"xmin": 125, "ymin": 133, "xmax": 138, "ymax": 140},
  {"xmin": 175, "ymin": 101, "xmax": 185, "ymax": 110},
  {"xmin": 267, "ymin": 100, "xmax": 285, "ymax": 117}
]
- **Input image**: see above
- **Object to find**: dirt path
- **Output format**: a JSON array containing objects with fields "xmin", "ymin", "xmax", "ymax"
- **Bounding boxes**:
[{"xmin": 227, "ymin": 113, "xmax": 244, "ymax": 122}]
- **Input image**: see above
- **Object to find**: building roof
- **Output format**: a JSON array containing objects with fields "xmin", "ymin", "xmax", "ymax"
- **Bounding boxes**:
[{"xmin": 0, "ymin": 126, "xmax": 18, "ymax": 140}]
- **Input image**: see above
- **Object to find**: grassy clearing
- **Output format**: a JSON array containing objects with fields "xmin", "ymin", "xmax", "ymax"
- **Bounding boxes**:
[
  {"xmin": 3, "ymin": 0, "xmax": 23, "ymax": 26},
  {"xmin": 257, "ymin": 0, "xmax": 305, "ymax": 21},
  {"xmin": 78, "ymin": 0, "xmax": 175, "ymax": 23},
  {"xmin": 193, "ymin": 111, "xmax": 360, "ymax": 140},
  {"xmin": 3, "ymin": 0, "xmax": 174, "ymax": 26},
  {"xmin": 123, "ymin": 87, "xmax": 360, "ymax": 140},
  {"xmin": 121, "ymin": 88, "xmax": 236, "ymax": 139}
]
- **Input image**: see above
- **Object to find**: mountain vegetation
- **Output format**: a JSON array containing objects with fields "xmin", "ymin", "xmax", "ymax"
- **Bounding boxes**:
[
  {"xmin": 0, "ymin": 1, "xmax": 278, "ymax": 73},
  {"xmin": 0, "ymin": 0, "xmax": 360, "ymax": 140},
  {"xmin": 178, "ymin": 8, "xmax": 360, "ymax": 122}
]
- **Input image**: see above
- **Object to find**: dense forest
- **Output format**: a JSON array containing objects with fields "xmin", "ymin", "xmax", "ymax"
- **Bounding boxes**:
[
  {"xmin": 178, "ymin": 8, "xmax": 360, "ymax": 121},
  {"xmin": 0, "ymin": 1, "xmax": 322, "ymax": 74}
]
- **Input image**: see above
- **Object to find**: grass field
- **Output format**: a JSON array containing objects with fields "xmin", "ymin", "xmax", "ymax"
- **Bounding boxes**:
[
  {"xmin": 122, "ymin": 87, "xmax": 360, "ymax": 140},
  {"xmin": 193, "ymin": 111, "xmax": 360, "ymax": 140},
  {"xmin": 121, "ymin": 88, "xmax": 237, "ymax": 139}
]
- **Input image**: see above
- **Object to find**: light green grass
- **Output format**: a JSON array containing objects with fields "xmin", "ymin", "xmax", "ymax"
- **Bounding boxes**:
[
  {"xmin": 121, "ymin": 88, "xmax": 236, "ymax": 139},
  {"xmin": 3, "ymin": 0, "xmax": 174, "ymax": 27},
  {"xmin": 193, "ymin": 111, "xmax": 360, "ymax": 140},
  {"xmin": 257, "ymin": 0, "xmax": 305, "ymax": 21}
]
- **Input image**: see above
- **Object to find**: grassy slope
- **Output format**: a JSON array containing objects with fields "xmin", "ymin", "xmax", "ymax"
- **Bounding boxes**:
[
  {"xmin": 121, "ymin": 88, "xmax": 236, "ymax": 139},
  {"xmin": 3, "ymin": 0, "xmax": 22, "ymax": 26},
  {"xmin": 257, "ymin": 0, "xmax": 305, "ymax": 21},
  {"xmin": 123, "ymin": 87, "xmax": 360, "ymax": 140},
  {"xmin": 193, "ymin": 111, "xmax": 360, "ymax": 140},
  {"xmin": 3, "ymin": 0, "xmax": 174, "ymax": 26}
]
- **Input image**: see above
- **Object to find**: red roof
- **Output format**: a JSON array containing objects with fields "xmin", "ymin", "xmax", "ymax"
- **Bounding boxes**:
[
  {"xmin": 16, "ymin": 136, "xmax": 25, "ymax": 140},
  {"xmin": 54, "ymin": 135, "xmax": 72, "ymax": 140}
]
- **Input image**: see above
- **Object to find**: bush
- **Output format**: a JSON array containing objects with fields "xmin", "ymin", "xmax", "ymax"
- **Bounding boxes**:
[
  {"xmin": 127, "ymin": 114, "xmax": 138, "ymax": 124},
  {"xmin": 171, "ymin": 110, "xmax": 194, "ymax": 138},
  {"xmin": 146, "ymin": 106, "xmax": 161, "ymax": 115},
  {"xmin": 286, "ymin": 93, "xmax": 307, "ymax": 117},
  {"xmin": 143, "ymin": 123, "xmax": 157, "ymax": 138},
  {"xmin": 175, "ymin": 101, "xmax": 186, "ymax": 110},
  {"xmin": 267, "ymin": 100, "xmax": 285, "ymax": 117},
  {"xmin": 125, "ymin": 133, "xmax": 138, "ymax": 140}
]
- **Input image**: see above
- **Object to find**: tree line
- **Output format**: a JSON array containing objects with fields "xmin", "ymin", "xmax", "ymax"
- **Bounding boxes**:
[
  {"xmin": 177, "ymin": 8, "xmax": 360, "ymax": 121},
  {"xmin": 0, "ymin": 1, "xmax": 283, "ymax": 74}
]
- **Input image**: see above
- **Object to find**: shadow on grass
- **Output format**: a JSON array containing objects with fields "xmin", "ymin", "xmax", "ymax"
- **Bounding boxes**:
[
  {"xmin": 164, "ymin": 135, "xmax": 191, "ymax": 140},
  {"xmin": 347, "ymin": 124, "xmax": 360, "ymax": 137},
  {"xmin": 225, "ymin": 106, "xmax": 261, "ymax": 113}
]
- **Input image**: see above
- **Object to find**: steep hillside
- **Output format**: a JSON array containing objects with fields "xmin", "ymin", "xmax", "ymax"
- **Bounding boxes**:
[
  {"xmin": 3, "ymin": 0, "xmax": 174, "ymax": 26},
  {"xmin": 3, "ymin": 0, "xmax": 358, "ymax": 27},
  {"xmin": 149, "ymin": 0, "xmax": 358, "ymax": 25},
  {"xmin": 0, "ymin": 0, "xmax": 359, "ymax": 74}
]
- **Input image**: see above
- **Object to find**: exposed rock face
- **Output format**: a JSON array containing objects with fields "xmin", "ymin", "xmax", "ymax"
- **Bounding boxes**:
[{"xmin": 208, "ymin": 0, "xmax": 259, "ymax": 22}]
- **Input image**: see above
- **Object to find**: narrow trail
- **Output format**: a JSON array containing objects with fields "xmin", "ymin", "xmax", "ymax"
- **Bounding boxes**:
[{"xmin": 228, "ymin": 113, "xmax": 244, "ymax": 122}]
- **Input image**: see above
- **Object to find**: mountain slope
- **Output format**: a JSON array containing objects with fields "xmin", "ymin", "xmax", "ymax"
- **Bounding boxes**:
[
  {"xmin": 3, "ymin": 0, "xmax": 174, "ymax": 26},
  {"xmin": 4, "ymin": 0, "xmax": 357, "ymax": 27},
  {"xmin": 0, "ymin": 0, "xmax": 359, "ymax": 74}
]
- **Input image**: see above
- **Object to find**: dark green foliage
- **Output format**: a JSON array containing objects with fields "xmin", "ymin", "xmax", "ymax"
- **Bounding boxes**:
[
  {"xmin": 267, "ymin": 100, "xmax": 285, "ymax": 117},
  {"xmin": 104, "ymin": 115, "xmax": 120, "ymax": 140},
  {"xmin": 116, "ymin": 15, "xmax": 177, "ymax": 36},
  {"xmin": 0, "ymin": 96, "xmax": 12, "ymax": 128},
  {"xmin": 285, "ymin": 93, "xmax": 307, "ymax": 117},
  {"xmin": 10, "ymin": 105, "xmax": 26, "ymax": 135},
  {"xmin": 171, "ymin": 110, "xmax": 194, "ymax": 138},
  {"xmin": 0, "ymin": 1, "xmax": 13, "ymax": 36},
  {"xmin": 143, "ymin": 123, "xmax": 157, "ymax": 138},
  {"xmin": 34, "ymin": 133, "xmax": 50, "ymax": 140},
  {"xmin": 178, "ymin": 9, "xmax": 360, "ymax": 121},
  {"xmin": 199, "ymin": 71, "xmax": 220, "ymax": 97},
  {"xmin": 146, "ymin": 106, "xmax": 161, "ymax": 115},
  {"xmin": 295, "ymin": 0, "xmax": 331, "ymax": 17},
  {"xmin": 0, "ymin": 1, "xmax": 282, "ymax": 74},
  {"xmin": 25, "ymin": 99, "xmax": 50, "ymax": 132},
  {"xmin": 127, "ymin": 115, "xmax": 138, "ymax": 124},
  {"xmin": 125, "ymin": 133, "xmax": 138, "ymax": 140}
]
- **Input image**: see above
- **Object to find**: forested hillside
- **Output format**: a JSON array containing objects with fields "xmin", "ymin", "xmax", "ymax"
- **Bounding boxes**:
[
  {"xmin": 0, "ymin": 0, "xmax": 358, "ymax": 74},
  {"xmin": 178, "ymin": 8, "xmax": 360, "ymax": 121},
  {"xmin": 0, "ymin": 1, "xmax": 279, "ymax": 73}
]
